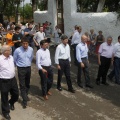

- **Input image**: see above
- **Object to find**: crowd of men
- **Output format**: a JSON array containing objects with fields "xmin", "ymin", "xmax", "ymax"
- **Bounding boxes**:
[{"xmin": 0, "ymin": 22, "xmax": 120, "ymax": 120}]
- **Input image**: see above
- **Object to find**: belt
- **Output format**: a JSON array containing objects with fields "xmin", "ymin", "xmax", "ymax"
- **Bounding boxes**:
[
  {"xmin": 42, "ymin": 65, "xmax": 51, "ymax": 68},
  {"xmin": 0, "ymin": 77, "xmax": 14, "ymax": 81},
  {"xmin": 59, "ymin": 59, "xmax": 69, "ymax": 61},
  {"xmin": 17, "ymin": 66, "xmax": 30, "ymax": 68},
  {"xmin": 81, "ymin": 57, "xmax": 87, "ymax": 59},
  {"xmin": 114, "ymin": 57, "xmax": 120, "ymax": 59}
]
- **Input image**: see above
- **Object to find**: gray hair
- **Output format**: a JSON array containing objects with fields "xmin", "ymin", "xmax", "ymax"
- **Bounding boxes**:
[
  {"xmin": 1, "ymin": 45, "xmax": 11, "ymax": 54},
  {"xmin": 107, "ymin": 36, "xmax": 113, "ymax": 40}
]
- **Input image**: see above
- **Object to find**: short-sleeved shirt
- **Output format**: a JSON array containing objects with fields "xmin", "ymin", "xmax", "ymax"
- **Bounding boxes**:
[
  {"xmin": 24, "ymin": 28, "xmax": 33, "ymax": 43},
  {"xmin": 98, "ymin": 42, "xmax": 114, "ymax": 58},
  {"xmin": 12, "ymin": 33, "xmax": 23, "ymax": 48}
]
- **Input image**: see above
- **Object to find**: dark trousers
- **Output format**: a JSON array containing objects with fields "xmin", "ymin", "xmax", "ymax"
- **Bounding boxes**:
[
  {"xmin": 39, "ymin": 66, "xmax": 53, "ymax": 96},
  {"xmin": 17, "ymin": 66, "xmax": 31, "ymax": 104},
  {"xmin": 96, "ymin": 56, "xmax": 111, "ymax": 83},
  {"xmin": 114, "ymin": 57, "xmax": 120, "ymax": 84},
  {"xmin": 108, "ymin": 67, "xmax": 115, "ymax": 79},
  {"xmin": 0, "ymin": 77, "xmax": 19, "ymax": 114},
  {"xmin": 57, "ymin": 59, "xmax": 73, "ymax": 90},
  {"xmin": 72, "ymin": 44, "xmax": 78, "ymax": 63},
  {"xmin": 77, "ymin": 58, "xmax": 91, "ymax": 85}
]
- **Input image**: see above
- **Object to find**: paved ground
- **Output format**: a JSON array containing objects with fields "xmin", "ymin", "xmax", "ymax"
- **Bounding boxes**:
[{"xmin": 0, "ymin": 46, "xmax": 120, "ymax": 120}]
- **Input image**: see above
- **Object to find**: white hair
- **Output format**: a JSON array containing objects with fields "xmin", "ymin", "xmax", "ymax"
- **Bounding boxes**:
[{"xmin": 1, "ymin": 45, "xmax": 11, "ymax": 54}]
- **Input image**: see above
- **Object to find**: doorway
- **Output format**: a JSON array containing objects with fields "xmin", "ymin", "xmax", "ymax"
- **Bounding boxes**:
[{"xmin": 57, "ymin": 0, "xmax": 64, "ymax": 33}]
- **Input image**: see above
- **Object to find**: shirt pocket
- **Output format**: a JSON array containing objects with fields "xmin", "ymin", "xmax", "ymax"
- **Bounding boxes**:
[{"xmin": 61, "ymin": 49, "xmax": 65, "ymax": 54}]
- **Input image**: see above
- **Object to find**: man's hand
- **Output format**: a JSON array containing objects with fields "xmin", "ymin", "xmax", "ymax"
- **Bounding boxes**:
[
  {"xmin": 98, "ymin": 60, "xmax": 101, "ymax": 65},
  {"xmin": 57, "ymin": 65, "xmax": 61, "ymax": 70},
  {"xmin": 42, "ymin": 68, "xmax": 47, "ymax": 73},
  {"xmin": 80, "ymin": 62, "xmax": 85, "ymax": 68}
]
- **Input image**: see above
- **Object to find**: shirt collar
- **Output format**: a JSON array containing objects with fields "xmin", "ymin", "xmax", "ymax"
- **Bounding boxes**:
[
  {"xmin": 21, "ymin": 46, "xmax": 28, "ymax": 51},
  {"xmin": 80, "ymin": 42, "xmax": 86, "ymax": 46},
  {"xmin": 105, "ymin": 42, "xmax": 112, "ymax": 46},
  {"xmin": 2, "ymin": 54, "xmax": 11, "ymax": 60},
  {"xmin": 61, "ymin": 43, "xmax": 67, "ymax": 47}
]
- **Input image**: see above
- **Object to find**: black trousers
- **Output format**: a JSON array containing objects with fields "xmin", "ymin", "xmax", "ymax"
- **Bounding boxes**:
[
  {"xmin": 77, "ymin": 58, "xmax": 91, "ymax": 85},
  {"xmin": 39, "ymin": 66, "xmax": 53, "ymax": 96},
  {"xmin": 17, "ymin": 66, "xmax": 31, "ymax": 104},
  {"xmin": 114, "ymin": 57, "xmax": 120, "ymax": 84},
  {"xmin": 57, "ymin": 59, "xmax": 73, "ymax": 90},
  {"xmin": 0, "ymin": 77, "xmax": 19, "ymax": 114},
  {"xmin": 96, "ymin": 56, "xmax": 111, "ymax": 83},
  {"xmin": 72, "ymin": 44, "xmax": 78, "ymax": 63}
]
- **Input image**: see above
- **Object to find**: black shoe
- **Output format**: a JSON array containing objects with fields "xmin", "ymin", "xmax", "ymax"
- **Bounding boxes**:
[
  {"xmin": 101, "ymin": 82, "xmax": 109, "ymax": 86},
  {"xmin": 115, "ymin": 81, "xmax": 120, "ymax": 85},
  {"xmin": 68, "ymin": 89, "xmax": 75, "ymax": 93},
  {"xmin": 107, "ymin": 75, "xmax": 112, "ymax": 81},
  {"xmin": 78, "ymin": 84, "xmax": 83, "ymax": 88},
  {"xmin": 3, "ymin": 113, "xmax": 11, "ymax": 120},
  {"xmin": 26, "ymin": 96, "xmax": 30, "ymax": 101},
  {"xmin": 57, "ymin": 87, "xmax": 62, "ymax": 91},
  {"xmin": 86, "ymin": 84, "xmax": 93, "ymax": 88},
  {"xmin": 22, "ymin": 102, "xmax": 27, "ymax": 109},
  {"xmin": 96, "ymin": 80, "xmax": 100, "ymax": 85},
  {"xmin": 9, "ymin": 103, "xmax": 15, "ymax": 110}
]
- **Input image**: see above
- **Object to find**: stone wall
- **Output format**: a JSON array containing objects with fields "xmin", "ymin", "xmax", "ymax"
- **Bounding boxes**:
[{"xmin": 34, "ymin": 0, "xmax": 120, "ymax": 43}]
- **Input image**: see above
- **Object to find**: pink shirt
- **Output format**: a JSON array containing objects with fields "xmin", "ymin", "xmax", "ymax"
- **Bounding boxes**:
[
  {"xmin": 98, "ymin": 42, "xmax": 114, "ymax": 58},
  {"xmin": 0, "ymin": 55, "xmax": 15, "ymax": 79}
]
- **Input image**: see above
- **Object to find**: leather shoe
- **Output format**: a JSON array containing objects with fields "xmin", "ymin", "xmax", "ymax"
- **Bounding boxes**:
[
  {"xmin": 86, "ymin": 84, "xmax": 93, "ymax": 88},
  {"xmin": 101, "ymin": 82, "xmax": 109, "ymax": 86},
  {"xmin": 43, "ymin": 95, "xmax": 48, "ymax": 100},
  {"xmin": 68, "ymin": 89, "xmax": 75, "ymax": 93},
  {"xmin": 96, "ymin": 80, "xmax": 100, "ymax": 85},
  {"xmin": 26, "ymin": 96, "xmax": 30, "ymax": 101},
  {"xmin": 57, "ymin": 87, "xmax": 62, "ymax": 91},
  {"xmin": 78, "ymin": 84, "xmax": 83, "ymax": 88},
  {"xmin": 22, "ymin": 102, "xmax": 27, "ymax": 109},
  {"xmin": 3, "ymin": 113, "xmax": 11, "ymax": 120},
  {"xmin": 9, "ymin": 103, "xmax": 15, "ymax": 110}
]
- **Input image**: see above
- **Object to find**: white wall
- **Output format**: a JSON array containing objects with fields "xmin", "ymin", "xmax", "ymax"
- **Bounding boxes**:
[{"xmin": 34, "ymin": 0, "xmax": 120, "ymax": 43}]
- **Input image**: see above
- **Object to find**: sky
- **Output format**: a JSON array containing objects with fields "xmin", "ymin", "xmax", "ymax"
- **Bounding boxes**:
[{"xmin": 24, "ymin": 0, "xmax": 30, "ymax": 4}]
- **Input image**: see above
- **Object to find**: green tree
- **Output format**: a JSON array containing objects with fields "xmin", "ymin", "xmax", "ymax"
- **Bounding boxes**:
[{"xmin": 19, "ymin": 3, "xmax": 32, "ymax": 21}]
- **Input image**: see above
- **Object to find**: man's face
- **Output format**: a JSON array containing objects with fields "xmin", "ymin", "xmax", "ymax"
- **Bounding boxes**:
[
  {"xmin": 22, "ymin": 42, "xmax": 29, "ymax": 49},
  {"xmin": 62, "ymin": 39, "xmax": 68, "ymax": 45},
  {"xmin": 39, "ymin": 27, "xmax": 43, "ymax": 32},
  {"xmin": 4, "ymin": 47, "xmax": 11, "ymax": 56},
  {"xmin": 107, "ymin": 38, "xmax": 112, "ymax": 45},
  {"xmin": 41, "ymin": 43, "xmax": 48, "ymax": 50},
  {"xmin": 81, "ymin": 35, "xmax": 88, "ymax": 43},
  {"xmin": 29, "ymin": 24, "xmax": 33, "ymax": 29}
]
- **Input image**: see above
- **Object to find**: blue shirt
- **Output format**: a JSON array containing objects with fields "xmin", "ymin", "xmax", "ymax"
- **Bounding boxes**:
[
  {"xmin": 76, "ymin": 42, "xmax": 88, "ymax": 62},
  {"xmin": 13, "ymin": 46, "xmax": 33, "ymax": 67}
]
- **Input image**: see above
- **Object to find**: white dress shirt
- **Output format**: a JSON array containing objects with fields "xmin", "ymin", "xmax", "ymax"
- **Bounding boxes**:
[
  {"xmin": 55, "ymin": 43, "xmax": 71, "ymax": 64},
  {"xmin": 36, "ymin": 48, "xmax": 51, "ymax": 70},
  {"xmin": 113, "ymin": 42, "xmax": 120, "ymax": 58},
  {"xmin": 71, "ymin": 31, "xmax": 82, "ymax": 45},
  {"xmin": 76, "ymin": 42, "xmax": 88, "ymax": 63},
  {"xmin": 98, "ymin": 42, "xmax": 114, "ymax": 58},
  {"xmin": 0, "ymin": 55, "xmax": 15, "ymax": 79}
]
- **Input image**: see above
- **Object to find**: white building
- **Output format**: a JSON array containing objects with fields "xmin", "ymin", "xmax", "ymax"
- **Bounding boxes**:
[{"xmin": 34, "ymin": 0, "xmax": 120, "ymax": 42}]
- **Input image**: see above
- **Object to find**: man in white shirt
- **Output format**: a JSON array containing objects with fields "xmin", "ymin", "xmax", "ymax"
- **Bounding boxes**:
[
  {"xmin": 36, "ymin": 40, "xmax": 53, "ymax": 100},
  {"xmin": 0, "ymin": 45, "xmax": 19, "ymax": 120},
  {"xmin": 33, "ymin": 26, "xmax": 46, "ymax": 50},
  {"xmin": 112, "ymin": 36, "xmax": 120, "ymax": 84},
  {"xmin": 55, "ymin": 34, "xmax": 75, "ymax": 93},
  {"xmin": 71, "ymin": 26, "xmax": 82, "ymax": 65}
]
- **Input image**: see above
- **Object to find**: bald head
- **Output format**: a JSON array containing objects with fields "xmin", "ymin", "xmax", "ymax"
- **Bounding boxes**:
[
  {"xmin": 81, "ymin": 34, "xmax": 88, "ymax": 43},
  {"xmin": 1, "ymin": 45, "xmax": 11, "ymax": 56}
]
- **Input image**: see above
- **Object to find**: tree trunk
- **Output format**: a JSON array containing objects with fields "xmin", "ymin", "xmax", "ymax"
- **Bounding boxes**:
[
  {"xmin": 32, "ymin": 0, "xmax": 37, "ymax": 18},
  {"xmin": 97, "ymin": 0, "xmax": 105, "ymax": 12}
]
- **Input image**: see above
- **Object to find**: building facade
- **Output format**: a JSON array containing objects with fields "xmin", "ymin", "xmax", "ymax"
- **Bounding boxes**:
[{"xmin": 34, "ymin": 0, "xmax": 120, "ymax": 42}]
